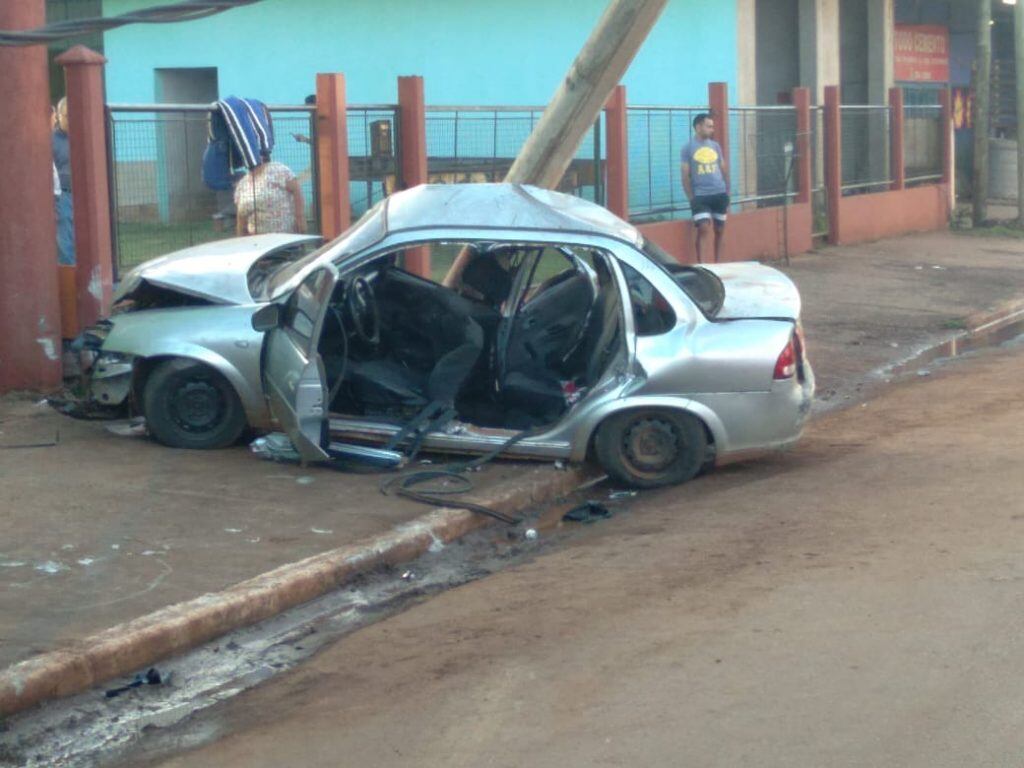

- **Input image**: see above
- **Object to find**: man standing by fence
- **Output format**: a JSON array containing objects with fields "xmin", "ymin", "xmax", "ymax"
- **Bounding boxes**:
[{"xmin": 681, "ymin": 113, "xmax": 729, "ymax": 263}]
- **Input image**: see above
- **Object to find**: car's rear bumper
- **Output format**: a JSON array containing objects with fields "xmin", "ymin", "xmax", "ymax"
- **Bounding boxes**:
[{"xmin": 693, "ymin": 365, "xmax": 815, "ymax": 457}]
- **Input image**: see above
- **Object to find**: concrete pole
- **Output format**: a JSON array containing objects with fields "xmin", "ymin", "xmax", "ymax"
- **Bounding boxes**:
[
  {"xmin": 972, "ymin": 0, "xmax": 991, "ymax": 225},
  {"xmin": 1016, "ymin": 0, "xmax": 1024, "ymax": 226},
  {"xmin": 57, "ymin": 46, "xmax": 114, "ymax": 331},
  {"xmin": 314, "ymin": 73, "xmax": 351, "ymax": 240},
  {"xmin": 0, "ymin": 0, "xmax": 63, "ymax": 392},
  {"xmin": 504, "ymin": 0, "xmax": 668, "ymax": 187}
]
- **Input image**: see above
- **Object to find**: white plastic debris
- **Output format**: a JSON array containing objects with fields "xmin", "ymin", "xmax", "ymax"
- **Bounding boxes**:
[
  {"xmin": 524, "ymin": 528, "xmax": 539, "ymax": 541},
  {"xmin": 250, "ymin": 433, "xmax": 301, "ymax": 463},
  {"xmin": 310, "ymin": 527, "xmax": 333, "ymax": 535},
  {"xmin": 296, "ymin": 476, "xmax": 315, "ymax": 485}
]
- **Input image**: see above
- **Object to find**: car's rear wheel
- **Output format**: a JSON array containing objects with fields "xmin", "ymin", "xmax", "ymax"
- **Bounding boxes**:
[
  {"xmin": 594, "ymin": 409, "xmax": 708, "ymax": 488},
  {"xmin": 142, "ymin": 359, "xmax": 247, "ymax": 449}
]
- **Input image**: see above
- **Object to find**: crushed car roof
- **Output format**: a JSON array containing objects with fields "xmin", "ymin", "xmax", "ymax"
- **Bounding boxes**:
[{"xmin": 382, "ymin": 183, "xmax": 642, "ymax": 244}]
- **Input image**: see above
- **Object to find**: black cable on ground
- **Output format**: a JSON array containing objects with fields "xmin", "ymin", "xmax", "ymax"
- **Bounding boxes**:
[
  {"xmin": 379, "ymin": 423, "xmax": 555, "ymax": 526},
  {"xmin": 0, "ymin": 0, "xmax": 263, "ymax": 47}
]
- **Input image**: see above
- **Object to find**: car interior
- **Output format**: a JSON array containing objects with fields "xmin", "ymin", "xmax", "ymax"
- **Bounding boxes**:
[{"xmin": 314, "ymin": 241, "xmax": 626, "ymax": 432}]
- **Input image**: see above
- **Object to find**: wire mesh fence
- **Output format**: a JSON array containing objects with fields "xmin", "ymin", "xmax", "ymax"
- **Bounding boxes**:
[
  {"xmin": 424, "ymin": 107, "xmax": 603, "ymax": 203},
  {"xmin": 728, "ymin": 106, "xmax": 800, "ymax": 207},
  {"xmin": 347, "ymin": 105, "xmax": 401, "ymax": 218},
  {"xmin": 840, "ymin": 105, "xmax": 892, "ymax": 194},
  {"xmin": 106, "ymin": 104, "xmax": 318, "ymax": 276},
  {"xmin": 810, "ymin": 106, "xmax": 828, "ymax": 238},
  {"xmin": 903, "ymin": 104, "xmax": 943, "ymax": 185},
  {"xmin": 626, "ymin": 106, "xmax": 704, "ymax": 221},
  {"xmin": 628, "ymin": 105, "xmax": 805, "ymax": 223}
]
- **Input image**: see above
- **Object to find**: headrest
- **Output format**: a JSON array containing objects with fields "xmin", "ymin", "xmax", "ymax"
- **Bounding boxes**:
[{"xmin": 462, "ymin": 252, "xmax": 512, "ymax": 305}]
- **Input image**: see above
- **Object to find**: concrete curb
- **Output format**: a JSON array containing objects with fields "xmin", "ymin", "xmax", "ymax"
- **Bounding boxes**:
[{"xmin": 0, "ymin": 465, "xmax": 595, "ymax": 718}]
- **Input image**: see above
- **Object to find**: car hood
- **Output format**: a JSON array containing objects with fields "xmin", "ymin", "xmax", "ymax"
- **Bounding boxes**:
[
  {"xmin": 114, "ymin": 234, "xmax": 322, "ymax": 306},
  {"xmin": 701, "ymin": 262, "xmax": 801, "ymax": 320}
]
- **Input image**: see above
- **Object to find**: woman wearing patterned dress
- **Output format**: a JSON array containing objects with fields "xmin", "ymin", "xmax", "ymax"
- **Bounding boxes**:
[{"xmin": 234, "ymin": 158, "xmax": 306, "ymax": 235}]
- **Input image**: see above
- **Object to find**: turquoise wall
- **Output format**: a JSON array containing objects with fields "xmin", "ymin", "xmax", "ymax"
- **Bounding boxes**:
[{"xmin": 101, "ymin": 0, "xmax": 737, "ymax": 107}]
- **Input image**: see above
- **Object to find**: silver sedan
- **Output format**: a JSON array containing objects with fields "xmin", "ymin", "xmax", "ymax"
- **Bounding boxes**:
[{"xmin": 67, "ymin": 184, "xmax": 814, "ymax": 488}]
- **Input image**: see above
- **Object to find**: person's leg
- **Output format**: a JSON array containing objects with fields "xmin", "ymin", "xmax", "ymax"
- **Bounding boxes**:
[
  {"xmin": 694, "ymin": 220, "xmax": 710, "ymax": 263},
  {"xmin": 713, "ymin": 221, "xmax": 726, "ymax": 263},
  {"xmin": 56, "ymin": 193, "xmax": 75, "ymax": 266},
  {"xmin": 692, "ymin": 196, "xmax": 711, "ymax": 264},
  {"xmin": 711, "ymin": 193, "xmax": 728, "ymax": 263}
]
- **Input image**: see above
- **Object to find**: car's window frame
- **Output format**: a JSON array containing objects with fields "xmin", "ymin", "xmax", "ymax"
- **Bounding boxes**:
[{"xmin": 637, "ymin": 236, "xmax": 725, "ymax": 318}]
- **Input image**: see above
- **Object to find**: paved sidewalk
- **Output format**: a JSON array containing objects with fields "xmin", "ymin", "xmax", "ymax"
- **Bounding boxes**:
[{"xmin": 1, "ymin": 228, "xmax": 1021, "ymax": 671}]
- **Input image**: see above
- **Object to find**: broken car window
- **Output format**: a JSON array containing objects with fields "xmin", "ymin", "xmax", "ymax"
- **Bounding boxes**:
[
  {"xmin": 639, "ymin": 236, "xmax": 724, "ymax": 318},
  {"xmin": 619, "ymin": 262, "xmax": 676, "ymax": 336}
]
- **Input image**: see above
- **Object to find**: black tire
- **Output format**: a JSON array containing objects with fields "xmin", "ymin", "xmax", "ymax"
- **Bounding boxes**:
[
  {"xmin": 142, "ymin": 359, "xmax": 247, "ymax": 449},
  {"xmin": 594, "ymin": 409, "xmax": 708, "ymax": 489}
]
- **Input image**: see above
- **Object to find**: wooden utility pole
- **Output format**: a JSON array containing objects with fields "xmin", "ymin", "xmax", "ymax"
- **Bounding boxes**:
[
  {"xmin": 1016, "ymin": 0, "xmax": 1024, "ymax": 226},
  {"xmin": 504, "ymin": 0, "xmax": 668, "ymax": 187},
  {"xmin": 442, "ymin": 0, "xmax": 668, "ymax": 286},
  {"xmin": 972, "ymin": 0, "xmax": 991, "ymax": 225}
]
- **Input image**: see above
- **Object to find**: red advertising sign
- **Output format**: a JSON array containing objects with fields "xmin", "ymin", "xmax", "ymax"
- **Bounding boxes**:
[{"xmin": 894, "ymin": 24, "xmax": 950, "ymax": 83}]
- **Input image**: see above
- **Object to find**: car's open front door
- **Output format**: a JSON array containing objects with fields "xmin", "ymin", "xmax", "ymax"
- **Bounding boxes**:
[{"xmin": 261, "ymin": 265, "xmax": 336, "ymax": 462}]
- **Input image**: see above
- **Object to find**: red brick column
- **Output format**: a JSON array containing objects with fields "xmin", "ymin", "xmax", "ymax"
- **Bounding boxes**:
[
  {"xmin": 398, "ymin": 76, "xmax": 429, "ymax": 277},
  {"xmin": 823, "ymin": 85, "xmax": 842, "ymax": 245},
  {"xmin": 889, "ymin": 87, "xmax": 905, "ymax": 191},
  {"xmin": 708, "ymin": 82, "xmax": 730, "ymax": 167},
  {"xmin": 57, "ymin": 46, "xmax": 114, "ymax": 333},
  {"xmin": 315, "ymin": 73, "xmax": 351, "ymax": 240},
  {"xmin": 792, "ymin": 87, "xmax": 812, "ymax": 204},
  {"xmin": 0, "ymin": 0, "xmax": 62, "ymax": 390},
  {"xmin": 603, "ymin": 85, "xmax": 629, "ymax": 220}
]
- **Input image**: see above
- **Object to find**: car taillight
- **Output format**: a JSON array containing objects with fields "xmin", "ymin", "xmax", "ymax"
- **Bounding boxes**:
[{"xmin": 773, "ymin": 336, "xmax": 797, "ymax": 380}]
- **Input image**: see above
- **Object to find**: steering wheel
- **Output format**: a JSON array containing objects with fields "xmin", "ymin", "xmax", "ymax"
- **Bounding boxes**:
[{"xmin": 345, "ymin": 276, "xmax": 380, "ymax": 345}]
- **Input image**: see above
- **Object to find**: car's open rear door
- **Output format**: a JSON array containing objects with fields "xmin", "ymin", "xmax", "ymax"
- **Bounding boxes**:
[{"xmin": 261, "ymin": 266, "xmax": 336, "ymax": 462}]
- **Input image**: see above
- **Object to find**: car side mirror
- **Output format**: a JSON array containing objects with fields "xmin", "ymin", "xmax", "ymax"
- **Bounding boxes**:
[{"xmin": 252, "ymin": 303, "xmax": 283, "ymax": 332}]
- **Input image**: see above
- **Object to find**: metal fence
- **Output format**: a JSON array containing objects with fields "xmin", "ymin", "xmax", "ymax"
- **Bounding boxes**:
[
  {"xmin": 904, "ymin": 104, "xmax": 943, "ymax": 185},
  {"xmin": 424, "ymin": 106, "xmax": 603, "ymax": 203},
  {"xmin": 627, "ymin": 105, "xmax": 806, "ymax": 223},
  {"xmin": 840, "ymin": 105, "xmax": 891, "ymax": 194},
  {"xmin": 626, "ymin": 106, "xmax": 704, "ymax": 221},
  {"xmin": 106, "ymin": 104, "xmax": 318, "ymax": 276},
  {"xmin": 347, "ymin": 105, "xmax": 401, "ymax": 218},
  {"xmin": 810, "ymin": 106, "xmax": 828, "ymax": 238}
]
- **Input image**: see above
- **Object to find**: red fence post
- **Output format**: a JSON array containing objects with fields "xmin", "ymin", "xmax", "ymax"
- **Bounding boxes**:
[
  {"xmin": 0, "ymin": 0, "xmax": 62, "ymax": 391},
  {"xmin": 315, "ymin": 73, "xmax": 351, "ymax": 241},
  {"xmin": 889, "ymin": 87, "xmax": 905, "ymax": 191},
  {"xmin": 938, "ymin": 88, "xmax": 954, "ymax": 187},
  {"xmin": 708, "ymin": 82, "xmax": 730, "ymax": 165},
  {"xmin": 56, "ymin": 46, "xmax": 114, "ymax": 333},
  {"xmin": 604, "ymin": 85, "xmax": 629, "ymax": 220},
  {"xmin": 398, "ymin": 76, "xmax": 430, "ymax": 277},
  {"xmin": 792, "ymin": 87, "xmax": 812, "ymax": 204},
  {"xmin": 824, "ymin": 85, "xmax": 842, "ymax": 245}
]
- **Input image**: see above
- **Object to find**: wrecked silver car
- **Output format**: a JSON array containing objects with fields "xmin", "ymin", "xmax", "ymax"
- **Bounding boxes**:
[
  {"xmin": 63, "ymin": 234, "xmax": 322, "ymax": 448},
  {"xmin": 65, "ymin": 183, "xmax": 813, "ymax": 487},
  {"xmin": 256, "ymin": 183, "xmax": 814, "ymax": 487}
]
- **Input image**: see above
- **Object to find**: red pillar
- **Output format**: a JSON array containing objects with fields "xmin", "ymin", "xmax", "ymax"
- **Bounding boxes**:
[
  {"xmin": 603, "ymin": 85, "xmax": 629, "ymax": 220},
  {"xmin": 708, "ymin": 82, "xmax": 730, "ymax": 166},
  {"xmin": 398, "ymin": 76, "xmax": 429, "ymax": 277},
  {"xmin": 315, "ymin": 73, "xmax": 351, "ymax": 240},
  {"xmin": 57, "ymin": 46, "xmax": 114, "ymax": 332},
  {"xmin": 824, "ymin": 85, "xmax": 842, "ymax": 245},
  {"xmin": 0, "ymin": 0, "xmax": 63, "ymax": 392},
  {"xmin": 889, "ymin": 87, "xmax": 906, "ymax": 191},
  {"xmin": 792, "ymin": 87, "xmax": 812, "ymax": 205}
]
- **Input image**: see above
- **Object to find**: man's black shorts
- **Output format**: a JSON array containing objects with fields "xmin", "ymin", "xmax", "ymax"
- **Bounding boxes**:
[{"xmin": 692, "ymin": 193, "xmax": 730, "ymax": 224}]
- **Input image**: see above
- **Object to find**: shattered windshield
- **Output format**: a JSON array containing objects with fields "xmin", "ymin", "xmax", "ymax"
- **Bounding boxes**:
[
  {"xmin": 640, "ymin": 236, "xmax": 725, "ymax": 318},
  {"xmin": 266, "ymin": 201, "xmax": 388, "ymax": 298}
]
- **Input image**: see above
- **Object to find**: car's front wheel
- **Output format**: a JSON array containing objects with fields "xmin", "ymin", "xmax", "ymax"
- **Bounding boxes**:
[
  {"xmin": 594, "ymin": 409, "xmax": 708, "ymax": 488},
  {"xmin": 142, "ymin": 359, "xmax": 247, "ymax": 449}
]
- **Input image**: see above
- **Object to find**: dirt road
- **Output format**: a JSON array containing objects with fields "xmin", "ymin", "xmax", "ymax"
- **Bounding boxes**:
[{"xmin": 121, "ymin": 339, "xmax": 1024, "ymax": 768}]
